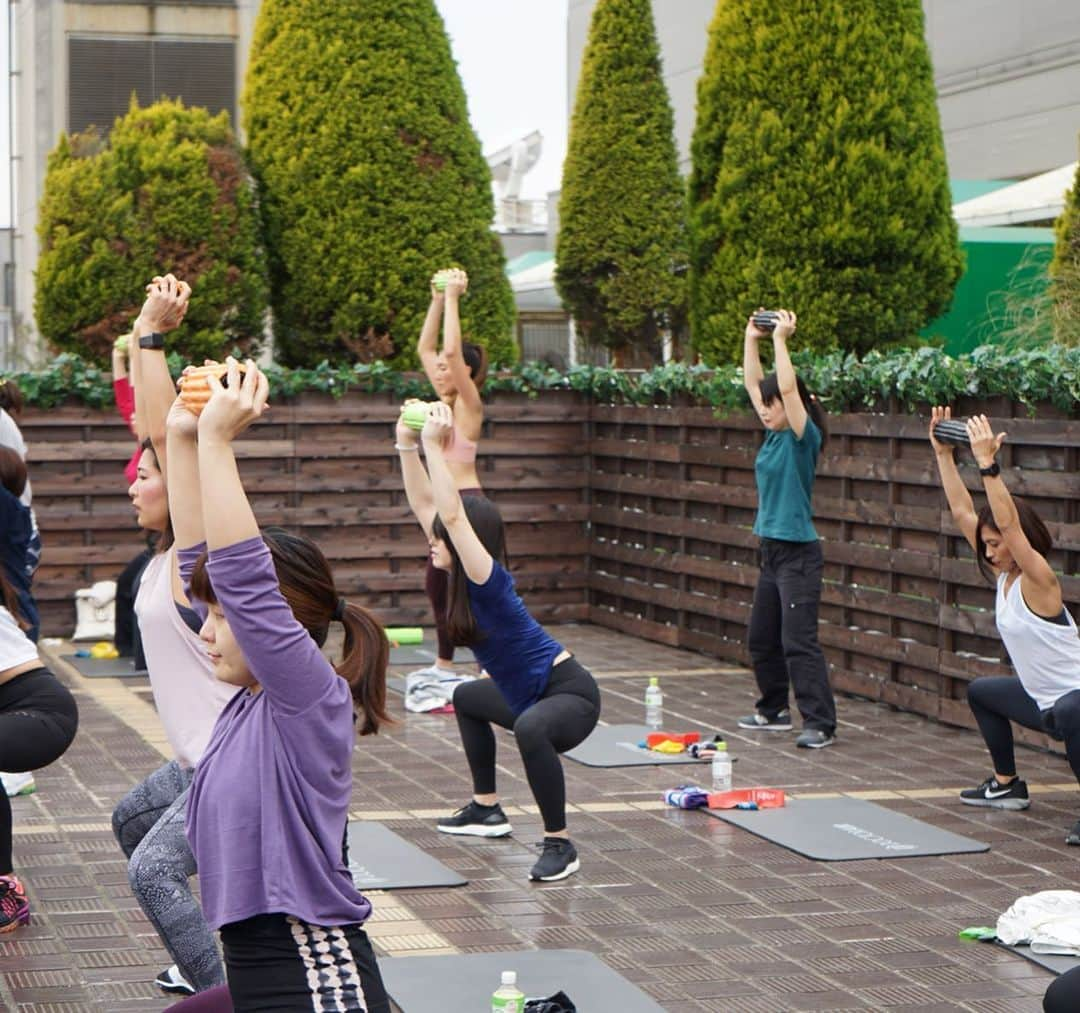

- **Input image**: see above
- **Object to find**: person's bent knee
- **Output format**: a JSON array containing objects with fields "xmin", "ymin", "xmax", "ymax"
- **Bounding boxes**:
[
  {"xmin": 128, "ymin": 841, "xmax": 187, "ymax": 899},
  {"xmin": 512, "ymin": 710, "xmax": 551, "ymax": 754},
  {"xmin": 1052, "ymin": 691, "xmax": 1080, "ymax": 734}
]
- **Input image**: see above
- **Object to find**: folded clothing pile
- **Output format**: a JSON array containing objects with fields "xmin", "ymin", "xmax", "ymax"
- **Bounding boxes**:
[{"xmin": 404, "ymin": 671, "xmax": 477, "ymax": 714}]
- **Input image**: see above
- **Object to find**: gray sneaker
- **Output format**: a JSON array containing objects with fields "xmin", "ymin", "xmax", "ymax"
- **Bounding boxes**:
[
  {"xmin": 796, "ymin": 728, "xmax": 835, "ymax": 749},
  {"xmin": 737, "ymin": 710, "xmax": 793, "ymax": 731}
]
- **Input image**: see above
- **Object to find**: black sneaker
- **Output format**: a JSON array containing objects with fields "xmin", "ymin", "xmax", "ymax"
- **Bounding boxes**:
[
  {"xmin": 737, "ymin": 709, "xmax": 793, "ymax": 731},
  {"xmin": 529, "ymin": 837, "xmax": 580, "ymax": 882},
  {"xmin": 959, "ymin": 776, "xmax": 1030, "ymax": 810},
  {"xmin": 796, "ymin": 728, "xmax": 836, "ymax": 749},
  {"xmin": 154, "ymin": 964, "xmax": 194, "ymax": 995},
  {"xmin": 436, "ymin": 800, "xmax": 512, "ymax": 838},
  {"xmin": 1067, "ymin": 821, "xmax": 1080, "ymax": 846}
]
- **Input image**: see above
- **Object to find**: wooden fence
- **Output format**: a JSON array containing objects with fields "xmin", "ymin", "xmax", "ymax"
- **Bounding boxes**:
[{"xmin": 19, "ymin": 392, "xmax": 1080, "ymax": 736}]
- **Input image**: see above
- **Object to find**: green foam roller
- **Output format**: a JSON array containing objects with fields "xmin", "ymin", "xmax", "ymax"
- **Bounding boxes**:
[
  {"xmin": 385, "ymin": 627, "xmax": 423, "ymax": 645},
  {"xmin": 400, "ymin": 401, "xmax": 433, "ymax": 431}
]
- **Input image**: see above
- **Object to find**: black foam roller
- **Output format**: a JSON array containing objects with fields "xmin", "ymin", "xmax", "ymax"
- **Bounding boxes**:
[{"xmin": 933, "ymin": 419, "xmax": 970, "ymax": 447}]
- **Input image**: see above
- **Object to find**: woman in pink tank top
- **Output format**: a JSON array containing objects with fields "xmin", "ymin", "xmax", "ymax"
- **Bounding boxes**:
[{"xmin": 416, "ymin": 268, "xmax": 487, "ymax": 679}]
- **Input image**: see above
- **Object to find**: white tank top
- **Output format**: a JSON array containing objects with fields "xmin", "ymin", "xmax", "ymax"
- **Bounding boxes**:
[
  {"xmin": 995, "ymin": 573, "xmax": 1080, "ymax": 710},
  {"xmin": 134, "ymin": 547, "xmax": 235, "ymax": 768},
  {"xmin": 0, "ymin": 605, "xmax": 41, "ymax": 670}
]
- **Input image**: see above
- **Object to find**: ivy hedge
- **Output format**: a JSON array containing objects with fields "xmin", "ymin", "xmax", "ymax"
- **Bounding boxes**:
[{"xmin": 8, "ymin": 346, "xmax": 1080, "ymax": 415}]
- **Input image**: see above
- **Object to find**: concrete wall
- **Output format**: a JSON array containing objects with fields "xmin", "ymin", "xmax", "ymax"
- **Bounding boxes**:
[{"xmin": 568, "ymin": 0, "xmax": 1080, "ymax": 180}]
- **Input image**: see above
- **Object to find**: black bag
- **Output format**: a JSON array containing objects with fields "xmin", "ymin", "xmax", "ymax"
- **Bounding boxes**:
[{"xmin": 524, "ymin": 992, "xmax": 576, "ymax": 1013}]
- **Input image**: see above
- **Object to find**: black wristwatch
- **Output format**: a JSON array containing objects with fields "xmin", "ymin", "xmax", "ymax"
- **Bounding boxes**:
[
  {"xmin": 138, "ymin": 332, "xmax": 166, "ymax": 350},
  {"xmin": 979, "ymin": 461, "xmax": 1001, "ymax": 478}
]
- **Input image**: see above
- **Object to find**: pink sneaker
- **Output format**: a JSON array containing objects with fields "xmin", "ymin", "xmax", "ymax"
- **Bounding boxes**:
[{"xmin": 0, "ymin": 874, "xmax": 30, "ymax": 933}]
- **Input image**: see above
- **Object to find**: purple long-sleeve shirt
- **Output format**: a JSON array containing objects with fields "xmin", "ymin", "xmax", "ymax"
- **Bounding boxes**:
[{"xmin": 182, "ymin": 536, "xmax": 371, "ymax": 931}]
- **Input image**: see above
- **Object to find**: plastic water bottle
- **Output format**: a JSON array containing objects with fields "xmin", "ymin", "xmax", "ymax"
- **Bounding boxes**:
[
  {"xmin": 644, "ymin": 676, "xmax": 663, "ymax": 730},
  {"xmin": 492, "ymin": 970, "xmax": 525, "ymax": 1012},
  {"xmin": 711, "ymin": 742, "xmax": 732, "ymax": 792}
]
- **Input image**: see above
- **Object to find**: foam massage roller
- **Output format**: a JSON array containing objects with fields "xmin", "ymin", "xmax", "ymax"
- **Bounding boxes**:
[
  {"xmin": 400, "ymin": 400, "xmax": 435, "ymax": 431},
  {"xmin": 932, "ymin": 418, "xmax": 971, "ymax": 447},
  {"xmin": 178, "ymin": 361, "xmax": 246, "ymax": 417},
  {"xmin": 384, "ymin": 627, "xmax": 423, "ymax": 646}
]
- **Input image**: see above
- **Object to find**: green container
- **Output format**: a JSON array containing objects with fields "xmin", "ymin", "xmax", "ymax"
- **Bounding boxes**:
[{"xmin": 401, "ymin": 401, "xmax": 433, "ymax": 430}]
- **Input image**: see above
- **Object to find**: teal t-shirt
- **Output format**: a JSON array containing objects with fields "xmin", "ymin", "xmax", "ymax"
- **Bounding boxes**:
[{"xmin": 752, "ymin": 418, "xmax": 821, "ymax": 542}]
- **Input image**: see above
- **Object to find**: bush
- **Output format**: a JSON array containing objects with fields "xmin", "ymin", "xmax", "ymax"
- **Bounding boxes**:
[
  {"xmin": 555, "ymin": 0, "xmax": 687, "ymax": 363},
  {"xmin": 1050, "ymin": 156, "xmax": 1080, "ymax": 346},
  {"xmin": 35, "ymin": 99, "xmax": 268, "ymax": 365},
  {"xmin": 243, "ymin": 0, "xmax": 517, "ymax": 368},
  {"xmin": 687, "ymin": 0, "xmax": 963, "ymax": 362}
]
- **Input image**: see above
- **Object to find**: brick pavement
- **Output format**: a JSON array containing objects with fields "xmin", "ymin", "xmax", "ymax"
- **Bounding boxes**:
[{"xmin": 1, "ymin": 625, "xmax": 1073, "ymax": 1011}]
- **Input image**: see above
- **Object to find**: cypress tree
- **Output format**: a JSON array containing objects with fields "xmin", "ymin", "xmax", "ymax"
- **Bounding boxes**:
[
  {"xmin": 556, "ymin": 0, "xmax": 687, "ymax": 363},
  {"xmin": 688, "ymin": 0, "xmax": 963, "ymax": 361},
  {"xmin": 243, "ymin": 0, "xmax": 516, "ymax": 368},
  {"xmin": 35, "ymin": 99, "xmax": 268, "ymax": 364},
  {"xmin": 1050, "ymin": 157, "xmax": 1080, "ymax": 346}
]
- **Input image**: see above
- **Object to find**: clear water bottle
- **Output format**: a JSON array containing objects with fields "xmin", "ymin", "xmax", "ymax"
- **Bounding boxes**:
[
  {"xmin": 711, "ymin": 742, "xmax": 732, "ymax": 792},
  {"xmin": 492, "ymin": 970, "xmax": 525, "ymax": 1013},
  {"xmin": 644, "ymin": 676, "xmax": 663, "ymax": 729}
]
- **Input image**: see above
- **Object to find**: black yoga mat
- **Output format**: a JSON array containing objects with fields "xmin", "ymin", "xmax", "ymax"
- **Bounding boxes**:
[
  {"xmin": 705, "ymin": 796, "xmax": 990, "ymax": 861},
  {"xmin": 346, "ymin": 822, "xmax": 466, "ymax": 890},
  {"xmin": 379, "ymin": 949, "xmax": 664, "ymax": 1012},
  {"xmin": 61, "ymin": 654, "xmax": 147, "ymax": 679},
  {"xmin": 1002, "ymin": 943, "xmax": 1080, "ymax": 976},
  {"xmin": 565, "ymin": 723, "xmax": 712, "ymax": 767}
]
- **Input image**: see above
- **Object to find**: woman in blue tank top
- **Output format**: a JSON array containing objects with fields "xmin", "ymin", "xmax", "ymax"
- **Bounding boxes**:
[
  {"xmin": 737, "ymin": 309, "xmax": 837, "ymax": 749},
  {"xmin": 395, "ymin": 402, "xmax": 601, "ymax": 883}
]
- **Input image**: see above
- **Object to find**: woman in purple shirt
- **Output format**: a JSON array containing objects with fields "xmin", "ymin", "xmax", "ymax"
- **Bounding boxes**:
[
  {"xmin": 397, "ymin": 401, "xmax": 601, "ymax": 883},
  {"xmin": 167, "ymin": 359, "xmax": 391, "ymax": 1012}
]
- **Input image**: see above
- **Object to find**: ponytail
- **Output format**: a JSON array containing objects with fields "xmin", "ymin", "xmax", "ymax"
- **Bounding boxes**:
[
  {"xmin": 336, "ymin": 601, "xmax": 391, "ymax": 736},
  {"xmin": 0, "ymin": 567, "xmax": 27, "ymax": 631}
]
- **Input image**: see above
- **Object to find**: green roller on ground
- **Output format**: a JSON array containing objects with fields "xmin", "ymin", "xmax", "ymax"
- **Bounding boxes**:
[{"xmin": 385, "ymin": 627, "xmax": 423, "ymax": 645}]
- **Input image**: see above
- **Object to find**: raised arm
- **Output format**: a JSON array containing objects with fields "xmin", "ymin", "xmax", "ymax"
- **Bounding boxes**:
[
  {"xmin": 967, "ymin": 414, "xmax": 1061, "ymax": 610},
  {"xmin": 421, "ymin": 403, "xmax": 492, "ymax": 585},
  {"xmin": 395, "ymin": 408, "xmax": 437, "ymax": 538},
  {"xmin": 743, "ymin": 312, "xmax": 767, "ymax": 416},
  {"xmin": 165, "ymin": 385, "xmax": 206, "ymax": 552},
  {"xmin": 441, "ymin": 269, "xmax": 483, "ymax": 419},
  {"xmin": 417, "ymin": 275, "xmax": 446, "ymax": 387},
  {"xmin": 929, "ymin": 406, "xmax": 978, "ymax": 551},
  {"xmin": 771, "ymin": 310, "xmax": 808, "ymax": 440}
]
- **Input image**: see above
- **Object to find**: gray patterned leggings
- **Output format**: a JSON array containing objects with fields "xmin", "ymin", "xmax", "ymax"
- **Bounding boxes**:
[{"xmin": 111, "ymin": 761, "xmax": 225, "ymax": 991}]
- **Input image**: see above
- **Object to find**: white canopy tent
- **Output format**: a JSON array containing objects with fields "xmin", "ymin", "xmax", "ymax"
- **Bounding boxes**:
[{"xmin": 952, "ymin": 162, "xmax": 1077, "ymax": 227}]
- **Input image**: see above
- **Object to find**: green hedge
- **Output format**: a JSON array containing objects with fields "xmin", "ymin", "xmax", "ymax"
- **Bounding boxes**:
[{"xmin": 10, "ymin": 346, "xmax": 1080, "ymax": 415}]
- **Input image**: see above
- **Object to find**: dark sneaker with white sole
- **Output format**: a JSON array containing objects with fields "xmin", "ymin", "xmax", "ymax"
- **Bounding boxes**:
[
  {"xmin": 1066, "ymin": 820, "xmax": 1080, "ymax": 846},
  {"xmin": 529, "ymin": 837, "xmax": 580, "ymax": 882},
  {"xmin": 436, "ymin": 800, "xmax": 512, "ymax": 837},
  {"xmin": 796, "ymin": 729, "xmax": 836, "ymax": 749},
  {"xmin": 960, "ymin": 776, "xmax": 1030, "ymax": 810},
  {"xmin": 154, "ymin": 964, "xmax": 194, "ymax": 995},
  {"xmin": 737, "ymin": 710, "xmax": 793, "ymax": 731}
]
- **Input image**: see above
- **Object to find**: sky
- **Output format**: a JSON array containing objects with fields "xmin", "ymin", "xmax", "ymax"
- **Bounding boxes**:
[{"xmin": 0, "ymin": 0, "xmax": 568, "ymax": 228}]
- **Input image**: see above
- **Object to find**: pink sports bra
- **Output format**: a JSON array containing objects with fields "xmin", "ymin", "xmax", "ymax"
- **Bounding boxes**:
[{"xmin": 444, "ymin": 425, "xmax": 478, "ymax": 465}]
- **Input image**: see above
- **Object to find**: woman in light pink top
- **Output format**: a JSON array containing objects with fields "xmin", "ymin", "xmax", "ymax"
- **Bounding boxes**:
[
  {"xmin": 110, "ymin": 275, "xmax": 232, "ymax": 996},
  {"xmin": 415, "ymin": 268, "xmax": 488, "ymax": 678}
]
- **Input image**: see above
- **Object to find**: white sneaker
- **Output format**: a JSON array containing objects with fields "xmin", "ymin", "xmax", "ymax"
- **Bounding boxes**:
[
  {"xmin": 154, "ymin": 964, "xmax": 195, "ymax": 995},
  {"xmin": 1, "ymin": 772, "xmax": 36, "ymax": 797}
]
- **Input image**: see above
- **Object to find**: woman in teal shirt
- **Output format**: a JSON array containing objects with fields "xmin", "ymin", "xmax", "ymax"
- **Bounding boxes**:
[{"xmin": 737, "ymin": 309, "xmax": 837, "ymax": 748}]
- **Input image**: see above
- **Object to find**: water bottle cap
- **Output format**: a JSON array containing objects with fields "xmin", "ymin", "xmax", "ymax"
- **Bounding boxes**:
[
  {"xmin": 649, "ymin": 676, "xmax": 659, "ymax": 686},
  {"xmin": 501, "ymin": 971, "xmax": 517, "ymax": 986}
]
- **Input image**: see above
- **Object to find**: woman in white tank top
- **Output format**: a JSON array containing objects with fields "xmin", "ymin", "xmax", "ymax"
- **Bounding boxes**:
[{"xmin": 930, "ymin": 408, "xmax": 1080, "ymax": 845}]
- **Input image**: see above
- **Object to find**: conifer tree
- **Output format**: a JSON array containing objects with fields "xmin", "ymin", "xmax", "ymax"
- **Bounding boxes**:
[
  {"xmin": 35, "ymin": 99, "xmax": 267, "ymax": 364},
  {"xmin": 243, "ymin": 0, "xmax": 516, "ymax": 367},
  {"xmin": 556, "ymin": 0, "xmax": 687, "ymax": 363},
  {"xmin": 688, "ymin": 0, "xmax": 963, "ymax": 361},
  {"xmin": 1050, "ymin": 157, "xmax": 1080, "ymax": 346}
]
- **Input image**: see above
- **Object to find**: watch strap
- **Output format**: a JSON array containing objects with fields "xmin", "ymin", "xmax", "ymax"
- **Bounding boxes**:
[
  {"xmin": 138, "ymin": 332, "xmax": 166, "ymax": 350},
  {"xmin": 979, "ymin": 461, "xmax": 1001, "ymax": 477}
]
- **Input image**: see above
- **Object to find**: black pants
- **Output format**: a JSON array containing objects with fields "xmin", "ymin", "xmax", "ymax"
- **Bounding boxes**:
[
  {"xmin": 1045, "ymin": 964, "xmax": 1080, "ymax": 1012},
  {"xmin": 114, "ymin": 544, "xmax": 154, "ymax": 661},
  {"xmin": 221, "ymin": 913, "xmax": 390, "ymax": 1012},
  {"xmin": 0, "ymin": 667, "xmax": 79, "ymax": 873},
  {"xmin": 747, "ymin": 538, "xmax": 836, "ymax": 733},
  {"xmin": 967, "ymin": 677, "xmax": 1080, "ymax": 784},
  {"xmin": 453, "ymin": 657, "xmax": 600, "ymax": 833}
]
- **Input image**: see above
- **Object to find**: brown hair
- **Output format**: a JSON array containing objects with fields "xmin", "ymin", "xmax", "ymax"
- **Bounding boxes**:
[
  {"xmin": 138, "ymin": 439, "xmax": 175, "ymax": 552},
  {"xmin": 975, "ymin": 499, "xmax": 1053, "ymax": 584},
  {"xmin": 189, "ymin": 527, "xmax": 390, "ymax": 735},
  {"xmin": 431, "ymin": 498, "xmax": 508, "ymax": 646},
  {"xmin": 462, "ymin": 342, "xmax": 488, "ymax": 387},
  {"xmin": 0, "ymin": 446, "xmax": 27, "ymax": 500},
  {"xmin": 0, "ymin": 566, "xmax": 27, "ymax": 630},
  {"xmin": 0, "ymin": 380, "xmax": 24, "ymax": 417}
]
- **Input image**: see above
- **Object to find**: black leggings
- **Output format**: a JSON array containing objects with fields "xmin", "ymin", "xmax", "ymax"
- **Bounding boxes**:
[
  {"xmin": 0, "ymin": 667, "xmax": 79, "ymax": 873},
  {"xmin": 1045, "ymin": 964, "xmax": 1080, "ymax": 1012},
  {"xmin": 452, "ymin": 657, "xmax": 601, "ymax": 833},
  {"xmin": 967, "ymin": 677, "xmax": 1080, "ymax": 784}
]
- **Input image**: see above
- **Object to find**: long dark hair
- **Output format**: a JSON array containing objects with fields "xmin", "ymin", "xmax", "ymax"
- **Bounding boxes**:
[
  {"xmin": 975, "ymin": 499, "xmax": 1053, "ymax": 585},
  {"xmin": 189, "ymin": 527, "xmax": 390, "ymax": 735},
  {"xmin": 0, "ymin": 566, "xmax": 27, "ymax": 631},
  {"xmin": 0, "ymin": 379, "xmax": 24, "ymax": 417},
  {"xmin": 432, "ymin": 498, "xmax": 508, "ymax": 646},
  {"xmin": 138, "ymin": 439, "xmax": 175, "ymax": 552},
  {"xmin": 759, "ymin": 372, "xmax": 829, "ymax": 448},
  {"xmin": 462, "ymin": 342, "xmax": 488, "ymax": 387},
  {"xmin": 0, "ymin": 446, "xmax": 27, "ymax": 500}
]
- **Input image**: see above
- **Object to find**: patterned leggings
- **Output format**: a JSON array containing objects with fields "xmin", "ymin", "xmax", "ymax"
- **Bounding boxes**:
[{"xmin": 111, "ymin": 761, "xmax": 225, "ymax": 991}]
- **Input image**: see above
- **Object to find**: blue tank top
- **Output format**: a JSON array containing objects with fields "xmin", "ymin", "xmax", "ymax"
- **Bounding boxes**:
[{"xmin": 466, "ymin": 562, "xmax": 563, "ymax": 715}]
